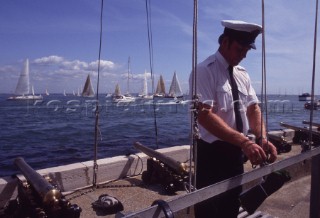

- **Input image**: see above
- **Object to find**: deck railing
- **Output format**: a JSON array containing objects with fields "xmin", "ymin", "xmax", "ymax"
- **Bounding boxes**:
[{"xmin": 119, "ymin": 146, "xmax": 320, "ymax": 218}]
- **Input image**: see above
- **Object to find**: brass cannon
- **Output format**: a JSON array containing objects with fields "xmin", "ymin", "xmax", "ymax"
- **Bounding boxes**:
[
  {"xmin": 280, "ymin": 122, "xmax": 320, "ymax": 146},
  {"xmin": 4, "ymin": 157, "xmax": 81, "ymax": 218},
  {"xmin": 302, "ymin": 120, "xmax": 320, "ymax": 130},
  {"xmin": 133, "ymin": 142, "xmax": 189, "ymax": 194}
]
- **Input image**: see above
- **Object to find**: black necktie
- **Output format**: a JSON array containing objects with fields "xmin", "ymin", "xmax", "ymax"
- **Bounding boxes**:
[{"xmin": 228, "ymin": 66, "xmax": 243, "ymax": 133}]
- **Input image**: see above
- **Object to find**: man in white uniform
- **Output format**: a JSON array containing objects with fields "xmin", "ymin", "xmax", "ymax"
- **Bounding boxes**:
[{"xmin": 190, "ymin": 20, "xmax": 278, "ymax": 218}]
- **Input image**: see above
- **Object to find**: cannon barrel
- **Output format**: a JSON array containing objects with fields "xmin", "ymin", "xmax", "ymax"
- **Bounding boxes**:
[
  {"xmin": 133, "ymin": 141, "xmax": 188, "ymax": 175},
  {"xmin": 280, "ymin": 122, "xmax": 320, "ymax": 137},
  {"xmin": 302, "ymin": 120, "xmax": 320, "ymax": 128},
  {"xmin": 14, "ymin": 157, "xmax": 62, "ymax": 208}
]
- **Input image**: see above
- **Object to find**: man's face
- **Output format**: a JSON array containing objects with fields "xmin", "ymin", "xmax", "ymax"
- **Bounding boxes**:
[{"xmin": 223, "ymin": 39, "xmax": 251, "ymax": 66}]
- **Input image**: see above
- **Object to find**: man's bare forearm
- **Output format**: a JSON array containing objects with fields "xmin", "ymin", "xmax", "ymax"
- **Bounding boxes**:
[
  {"xmin": 198, "ymin": 103, "xmax": 250, "ymax": 148},
  {"xmin": 247, "ymin": 103, "xmax": 266, "ymax": 138}
]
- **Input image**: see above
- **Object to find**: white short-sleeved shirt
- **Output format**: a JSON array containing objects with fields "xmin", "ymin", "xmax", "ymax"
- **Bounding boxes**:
[{"xmin": 189, "ymin": 51, "xmax": 259, "ymax": 143}]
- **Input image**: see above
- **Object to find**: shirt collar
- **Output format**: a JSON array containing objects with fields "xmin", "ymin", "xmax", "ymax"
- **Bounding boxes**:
[{"xmin": 215, "ymin": 51, "xmax": 230, "ymax": 71}]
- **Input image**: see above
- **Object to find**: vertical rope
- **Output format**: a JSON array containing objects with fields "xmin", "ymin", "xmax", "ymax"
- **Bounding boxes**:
[
  {"xmin": 308, "ymin": 0, "xmax": 318, "ymax": 150},
  {"xmin": 189, "ymin": 0, "xmax": 199, "ymax": 192},
  {"xmin": 145, "ymin": 0, "xmax": 159, "ymax": 149},
  {"xmin": 310, "ymin": 2, "xmax": 320, "ymax": 217},
  {"xmin": 93, "ymin": 0, "xmax": 104, "ymax": 188},
  {"xmin": 260, "ymin": 0, "xmax": 269, "ymax": 151},
  {"xmin": 191, "ymin": 1, "xmax": 198, "ymax": 95}
]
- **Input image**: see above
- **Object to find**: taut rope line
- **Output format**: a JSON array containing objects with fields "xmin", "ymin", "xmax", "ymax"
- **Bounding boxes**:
[
  {"xmin": 190, "ymin": 0, "xmax": 199, "ymax": 192},
  {"xmin": 260, "ymin": 0, "xmax": 270, "ymax": 161},
  {"xmin": 145, "ymin": 0, "xmax": 159, "ymax": 149},
  {"xmin": 307, "ymin": 0, "xmax": 319, "ymax": 150},
  {"xmin": 93, "ymin": 0, "xmax": 104, "ymax": 188}
]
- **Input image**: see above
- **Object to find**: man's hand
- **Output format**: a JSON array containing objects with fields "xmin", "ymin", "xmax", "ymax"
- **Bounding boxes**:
[
  {"xmin": 241, "ymin": 142, "xmax": 268, "ymax": 165},
  {"xmin": 260, "ymin": 139, "xmax": 277, "ymax": 163},
  {"xmin": 241, "ymin": 140, "xmax": 277, "ymax": 165}
]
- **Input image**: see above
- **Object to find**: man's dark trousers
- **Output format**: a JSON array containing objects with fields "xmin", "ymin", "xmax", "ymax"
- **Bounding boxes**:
[{"xmin": 194, "ymin": 139, "xmax": 244, "ymax": 218}]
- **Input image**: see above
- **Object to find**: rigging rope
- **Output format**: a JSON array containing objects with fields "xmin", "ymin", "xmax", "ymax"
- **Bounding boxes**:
[
  {"xmin": 260, "ymin": 0, "xmax": 270, "ymax": 160},
  {"xmin": 307, "ymin": 0, "xmax": 319, "ymax": 150},
  {"xmin": 190, "ymin": 0, "xmax": 199, "ymax": 192},
  {"xmin": 145, "ymin": 0, "xmax": 159, "ymax": 148},
  {"xmin": 93, "ymin": 0, "xmax": 104, "ymax": 188}
]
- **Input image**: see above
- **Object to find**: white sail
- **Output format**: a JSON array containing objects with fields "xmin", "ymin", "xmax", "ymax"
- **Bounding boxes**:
[
  {"xmin": 138, "ymin": 70, "xmax": 152, "ymax": 99},
  {"xmin": 142, "ymin": 70, "xmax": 148, "ymax": 96},
  {"xmin": 15, "ymin": 59, "xmax": 30, "ymax": 95},
  {"xmin": 82, "ymin": 74, "xmax": 95, "ymax": 97},
  {"xmin": 31, "ymin": 85, "xmax": 35, "ymax": 96},
  {"xmin": 168, "ymin": 71, "xmax": 183, "ymax": 97},
  {"xmin": 126, "ymin": 56, "xmax": 131, "ymax": 96},
  {"xmin": 7, "ymin": 59, "xmax": 43, "ymax": 100}
]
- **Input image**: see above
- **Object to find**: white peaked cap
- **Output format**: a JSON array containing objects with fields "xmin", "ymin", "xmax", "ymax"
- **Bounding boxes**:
[
  {"xmin": 220, "ymin": 20, "xmax": 262, "ymax": 49},
  {"xmin": 221, "ymin": 20, "xmax": 262, "ymax": 33}
]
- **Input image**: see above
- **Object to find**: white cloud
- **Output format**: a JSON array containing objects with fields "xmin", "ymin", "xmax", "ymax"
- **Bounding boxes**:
[
  {"xmin": 33, "ymin": 56, "xmax": 64, "ymax": 64},
  {"xmin": 60, "ymin": 60, "xmax": 88, "ymax": 71},
  {"xmin": 88, "ymin": 60, "xmax": 117, "ymax": 71}
]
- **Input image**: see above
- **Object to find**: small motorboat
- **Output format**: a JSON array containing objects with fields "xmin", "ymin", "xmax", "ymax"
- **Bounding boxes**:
[
  {"xmin": 304, "ymin": 100, "xmax": 320, "ymax": 110},
  {"xmin": 299, "ymin": 93, "xmax": 312, "ymax": 101}
]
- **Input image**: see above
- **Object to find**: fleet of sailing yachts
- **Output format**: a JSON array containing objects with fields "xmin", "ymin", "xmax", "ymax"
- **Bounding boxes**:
[{"xmin": 7, "ymin": 58, "xmax": 185, "ymax": 103}]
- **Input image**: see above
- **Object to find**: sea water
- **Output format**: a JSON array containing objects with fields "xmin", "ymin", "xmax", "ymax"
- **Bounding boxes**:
[{"xmin": 0, "ymin": 94, "xmax": 319, "ymax": 177}]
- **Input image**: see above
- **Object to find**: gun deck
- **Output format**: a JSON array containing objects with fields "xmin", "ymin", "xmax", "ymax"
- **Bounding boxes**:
[{"xmin": 65, "ymin": 144, "xmax": 311, "ymax": 218}]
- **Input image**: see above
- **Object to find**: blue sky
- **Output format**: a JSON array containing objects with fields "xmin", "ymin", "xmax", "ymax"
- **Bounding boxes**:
[{"xmin": 0, "ymin": 0, "xmax": 319, "ymax": 95}]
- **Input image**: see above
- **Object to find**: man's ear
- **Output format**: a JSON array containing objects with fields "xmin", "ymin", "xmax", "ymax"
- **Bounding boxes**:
[
  {"xmin": 220, "ymin": 36, "xmax": 230, "ymax": 49},
  {"xmin": 219, "ymin": 36, "xmax": 230, "ymax": 53}
]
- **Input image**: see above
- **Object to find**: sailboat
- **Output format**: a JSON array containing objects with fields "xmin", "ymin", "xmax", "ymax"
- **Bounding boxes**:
[
  {"xmin": 112, "ymin": 83, "xmax": 135, "ymax": 103},
  {"xmin": 81, "ymin": 74, "xmax": 95, "ymax": 97},
  {"xmin": 45, "ymin": 89, "xmax": 49, "ymax": 96},
  {"xmin": 167, "ymin": 71, "xmax": 183, "ymax": 99},
  {"xmin": 7, "ymin": 59, "xmax": 43, "ymax": 100},
  {"xmin": 123, "ymin": 56, "xmax": 136, "ymax": 101},
  {"xmin": 138, "ymin": 70, "xmax": 152, "ymax": 99},
  {"xmin": 154, "ymin": 74, "xmax": 166, "ymax": 97}
]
